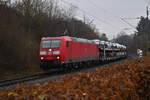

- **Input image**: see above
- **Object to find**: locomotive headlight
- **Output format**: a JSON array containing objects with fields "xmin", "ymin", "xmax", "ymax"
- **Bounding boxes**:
[
  {"xmin": 49, "ymin": 49, "xmax": 52, "ymax": 51},
  {"xmin": 41, "ymin": 57, "xmax": 44, "ymax": 60},
  {"xmin": 40, "ymin": 51, "xmax": 47, "ymax": 55},
  {"xmin": 57, "ymin": 56, "xmax": 60, "ymax": 59},
  {"xmin": 53, "ymin": 51, "xmax": 60, "ymax": 55}
]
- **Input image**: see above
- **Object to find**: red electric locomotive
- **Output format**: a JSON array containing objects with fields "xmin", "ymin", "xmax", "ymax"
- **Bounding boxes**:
[{"xmin": 39, "ymin": 36, "xmax": 99, "ymax": 70}]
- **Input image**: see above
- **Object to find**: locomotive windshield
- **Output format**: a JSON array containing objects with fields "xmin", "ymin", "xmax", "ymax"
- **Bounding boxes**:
[
  {"xmin": 41, "ymin": 40, "xmax": 60, "ymax": 48},
  {"xmin": 51, "ymin": 40, "xmax": 60, "ymax": 48},
  {"xmin": 41, "ymin": 40, "xmax": 51, "ymax": 48}
]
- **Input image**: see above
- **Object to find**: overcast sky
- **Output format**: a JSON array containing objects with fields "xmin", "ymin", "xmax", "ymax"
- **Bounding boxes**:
[{"xmin": 60, "ymin": 0, "xmax": 149, "ymax": 39}]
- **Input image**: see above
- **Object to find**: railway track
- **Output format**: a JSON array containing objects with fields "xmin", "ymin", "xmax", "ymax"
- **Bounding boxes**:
[
  {"xmin": 0, "ymin": 74, "xmax": 42, "ymax": 87},
  {"xmin": 0, "ymin": 57, "xmax": 135, "ymax": 88},
  {"xmin": 0, "ymin": 69, "xmax": 62, "ymax": 88}
]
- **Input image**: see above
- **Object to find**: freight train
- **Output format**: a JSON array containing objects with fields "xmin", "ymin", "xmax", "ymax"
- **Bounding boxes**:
[{"xmin": 39, "ymin": 36, "xmax": 127, "ymax": 70}]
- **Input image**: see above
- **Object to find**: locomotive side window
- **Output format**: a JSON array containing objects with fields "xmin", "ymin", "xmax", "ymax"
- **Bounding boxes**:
[
  {"xmin": 51, "ymin": 40, "xmax": 60, "ymax": 48},
  {"xmin": 41, "ymin": 40, "xmax": 51, "ymax": 48},
  {"xmin": 66, "ymin": 41, "xmax": 69, "ymax": 47}
]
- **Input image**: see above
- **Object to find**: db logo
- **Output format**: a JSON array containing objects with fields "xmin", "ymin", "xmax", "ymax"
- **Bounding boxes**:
[{"xmin": 48, "ymin": 52, "xmax": 52, "ymax": 55}]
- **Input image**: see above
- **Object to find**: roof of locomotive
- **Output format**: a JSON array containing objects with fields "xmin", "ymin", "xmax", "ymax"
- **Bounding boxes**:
[
  {"xmin": 41, "ymin": 36, "xmax": 72, "ymax": 41},
  {"xmin": 41, "ymin": 36, "xmax": 94, "ymax": 44}
]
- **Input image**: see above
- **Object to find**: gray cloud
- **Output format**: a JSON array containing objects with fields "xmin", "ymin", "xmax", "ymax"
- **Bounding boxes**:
[{"xmin": 62, "ymin": 0, "xmax": 148, "ymax": 39}]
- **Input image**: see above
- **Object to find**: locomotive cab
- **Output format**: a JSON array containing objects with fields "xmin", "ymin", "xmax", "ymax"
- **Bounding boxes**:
[{"xmin": 40, "ymin": 38, "xmax": 61, "ymax": 69}]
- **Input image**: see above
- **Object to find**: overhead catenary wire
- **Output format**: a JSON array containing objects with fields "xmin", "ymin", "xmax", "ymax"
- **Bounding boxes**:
[
  {"xmin": 120, "ymin": 18, "xmax": 137, "ymax": 29},
  {"xmin": 121, "ymin": 17, "xmax": 141, "ymax": 20},
  {"xmin": 60, "ymin": 0, "xmax": 121, "ymax": 30},
  {"xmin": 83, "ymin": 0, "xmax": 138, "ymax": 31}
]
